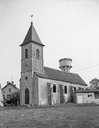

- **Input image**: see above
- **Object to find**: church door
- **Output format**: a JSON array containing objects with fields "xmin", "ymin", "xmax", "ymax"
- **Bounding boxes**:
[
  {"xmin": 47, "ymin": 83, "xmax": 52, "ymax": 105},
  {"xmin": 60, "ymin": 85, "xmax": 64, "ymax": 104},
  {"xmin": 25, "ymin": 88, "xmax": 29, "ymax": 104}
]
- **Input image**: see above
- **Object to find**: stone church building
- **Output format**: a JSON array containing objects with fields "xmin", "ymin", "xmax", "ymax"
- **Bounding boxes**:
[{"xmin": 20, "ymin": 21, "xmax": 87, "ymax": 106}]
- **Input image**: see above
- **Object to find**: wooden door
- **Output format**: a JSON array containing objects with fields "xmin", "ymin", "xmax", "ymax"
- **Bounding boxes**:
[{"xmin": 25, "ymin": 88, "xmax": 29, "ymax": 104}]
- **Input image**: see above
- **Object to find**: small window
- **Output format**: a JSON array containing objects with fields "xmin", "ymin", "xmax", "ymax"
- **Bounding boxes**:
[
  {"xmin": 9, "ymin": 88, "xmax": 11, "ymax": 92},
  {"xmin": 88, "ymin": 94, "xmax": 92, "ymax": 97},
  {"xmin": 36, "ymin": 49, "xmax": 40, "ymax": 59},
  {"xmin": 7, "ymin": 94, "xmax": 11, "ymax": 99},
  {"xmin": 53, "ymin": 84, "xmax": 56, "ymax": 93},
  {"xmin": 74, "ymin": 87, "xmax": 76, "ymax": 92},
  {"xmin": 25, "ymin": 76, "xmax": 28, "ymax": 80},
  {"xmin": 25, "ymin": 49, "xmax": 28, "ymax": 58},
  {"xmin": 78, "ymin": 87, "xmax": 82, "ymax": 90},
  {"xmin": 64, "ymin": 86, "xmax": 67, "ymax": 94}
]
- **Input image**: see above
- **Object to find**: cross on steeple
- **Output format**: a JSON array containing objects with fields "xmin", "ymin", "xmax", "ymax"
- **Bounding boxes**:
[
  {"xmin": 20, "ymin": 15, "xmax": 45, "ymax": 46},
  {"xmin": 30, "ymin": 14, "xmax": 34, "ymax": 23}
]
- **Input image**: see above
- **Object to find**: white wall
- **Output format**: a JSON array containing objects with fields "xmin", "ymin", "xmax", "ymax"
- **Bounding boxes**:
[
  {"xmin": 38, "ymin": 77, "xmax": 86, "ymax": 105},
  {"xmin": 76, "ymin": 92, "xmax": 97, "ymax": 104}
]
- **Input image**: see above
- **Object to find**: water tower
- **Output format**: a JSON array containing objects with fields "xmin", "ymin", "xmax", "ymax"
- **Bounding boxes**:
[{"xmin": 59, "ymin": 58, "xmax": 72, "ymax": 72}]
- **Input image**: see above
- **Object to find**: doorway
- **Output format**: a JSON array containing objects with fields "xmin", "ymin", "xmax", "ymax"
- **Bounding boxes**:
[{"xmin": 25, "ymin": 88, "xmax": 29, "ymax": 104}]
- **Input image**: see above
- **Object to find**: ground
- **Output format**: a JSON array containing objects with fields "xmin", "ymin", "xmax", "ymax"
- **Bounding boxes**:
[{"xmin": 0, "ymin": 104, "xmax": 99, "ymax": 128}]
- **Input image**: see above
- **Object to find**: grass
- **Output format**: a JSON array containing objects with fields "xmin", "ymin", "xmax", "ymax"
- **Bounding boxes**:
[{"xmin": 0, "ymin": 104, "xmax": 99, "ymax": 128}]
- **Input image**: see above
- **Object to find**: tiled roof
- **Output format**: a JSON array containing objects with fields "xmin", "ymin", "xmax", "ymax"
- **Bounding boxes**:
[
  {"xmin": 20, "ymin": 22, "xmax": 44, "ymax": 46},
  {"xmin": 35, "ymin": 67, "xmax": 87, "ymax": 86},
  {"xmin": 2, "ymin": 82, "xmax": 19, "ymax": 90}
]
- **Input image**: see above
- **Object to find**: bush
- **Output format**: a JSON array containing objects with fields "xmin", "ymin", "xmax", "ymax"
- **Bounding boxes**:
[{"xmin": 4, "ymin": 91, "xmax": 20, "ymax": 106}]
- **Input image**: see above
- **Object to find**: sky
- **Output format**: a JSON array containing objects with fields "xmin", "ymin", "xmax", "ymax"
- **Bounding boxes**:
[{"xmin": 0, "ymin": 0, "xmax": 99, "ymax": 87}]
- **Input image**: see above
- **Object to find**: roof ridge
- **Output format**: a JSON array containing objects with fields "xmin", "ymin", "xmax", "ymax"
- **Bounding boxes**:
[
  {"xmin": 43, "ymin": 66, "xmax": 87, "ymax": 86},
  {"xmin": 2, "ymin": 83, "xmax": 19, "ymax": 90},
  {"xmin": 44, "ymin": 66, "xmax": 78, "ymax": 75}
]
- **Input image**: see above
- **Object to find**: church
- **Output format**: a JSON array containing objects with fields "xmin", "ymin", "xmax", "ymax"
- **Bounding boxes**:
[{"xmin": 20, "ymin": 21, "xmax": 87, "ymax": 106}]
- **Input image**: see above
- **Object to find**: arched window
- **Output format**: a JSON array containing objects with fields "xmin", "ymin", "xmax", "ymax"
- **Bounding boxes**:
[
  {"xmin": 64, "ymin": 86, "xmax": 67, "ymax": 94},
  {"xmin": 25, "ymin": 88, "xmax": 29, "ymax": 104},
  {"xmin": 25, "ymin": 49, "xmax": 28, "ymax": 58},
  {"xmin": 53, "ymin": 84, "xmax": 56, "ymax": 93},
  {"xmin": 25, "ymin": 76, "xmax": 28, "ymax": 80},
  {"xmin": 36, "ymin": 49, "xmax": 40, "ymax": 59}
]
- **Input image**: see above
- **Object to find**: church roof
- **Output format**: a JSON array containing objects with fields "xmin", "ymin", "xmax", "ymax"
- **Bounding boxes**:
[
  {"xmin": 35, "ymin": 67, "xmax": 87, "ymax": 86},
  {"xmin": 20, "ymin": 22, "xmax": 44, "ymax": 46}
]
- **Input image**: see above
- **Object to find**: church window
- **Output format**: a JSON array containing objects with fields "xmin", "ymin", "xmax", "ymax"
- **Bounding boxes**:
[
  {"xmin": 78, "ymin": 87, "xmax": 82, "ymax": 90},
  {"xmin": 25, "ymin": 76, "xmax": 28, "ymax": 80},
  {"xmin": 53, "ymin": 84, "xmax": 56, "ymax": 93},
  {"xmin": 25, "ymin": 49, "xmax": 28, "ymax": 58},
  {"xmin": 73, "ymin": 87, "xmax": 76, "ymax": 92},
  {"xmin": 36, "ymin": 49, "xmax": 40, "ymax": 59},
  {"xmin": 64, "ymin": 86, "xmax": 67, "ymax": 94}
]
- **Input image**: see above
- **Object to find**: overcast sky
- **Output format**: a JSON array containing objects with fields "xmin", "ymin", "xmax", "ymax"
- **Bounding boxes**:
[{"xmin": 0, "ymin": 0, "xmax": 99, "ymax": 87}]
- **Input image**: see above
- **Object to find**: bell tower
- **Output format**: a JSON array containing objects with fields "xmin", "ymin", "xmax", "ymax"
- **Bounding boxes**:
[{"xmin": 20, "ymin": 19, "xmax": 45, "ymax": 105}]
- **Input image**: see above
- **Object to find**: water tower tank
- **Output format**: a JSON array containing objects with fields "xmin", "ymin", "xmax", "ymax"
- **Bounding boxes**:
[{"xmin": 59, "ymin": 58, "xmax": 72, "ymax": 72}]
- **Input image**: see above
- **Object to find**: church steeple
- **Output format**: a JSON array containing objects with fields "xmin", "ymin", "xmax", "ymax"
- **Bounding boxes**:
[
  {"xmin": 20, "ymin": 22, "xmax": 44, "ymax": 46},
  {"xmin": 20, "ymin": 19, "xmax": 44, "ymax": 105}
]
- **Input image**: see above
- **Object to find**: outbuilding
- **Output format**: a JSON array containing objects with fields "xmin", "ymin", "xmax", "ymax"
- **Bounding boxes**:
[{"xmin": 75, "ymin": 89, "xmax": 99, "ymax": 104}]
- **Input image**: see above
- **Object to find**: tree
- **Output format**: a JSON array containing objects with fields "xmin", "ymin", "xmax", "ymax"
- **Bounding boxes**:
[
  {"xmin": 89, "ymin": 78, "xmax": 99, "ymax": 89},
  {"xmin": 11, "ymin": 91, "xmax": 20, "ymax": 105},
  {"xmin": 4, "ymin": 91, "xmax": 20, "ymax": 106}
]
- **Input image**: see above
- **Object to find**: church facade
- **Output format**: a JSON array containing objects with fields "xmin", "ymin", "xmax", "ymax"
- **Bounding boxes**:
[{"xmin": 20, "ymin": 22, "xmax": 87, "ymax": 106}]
